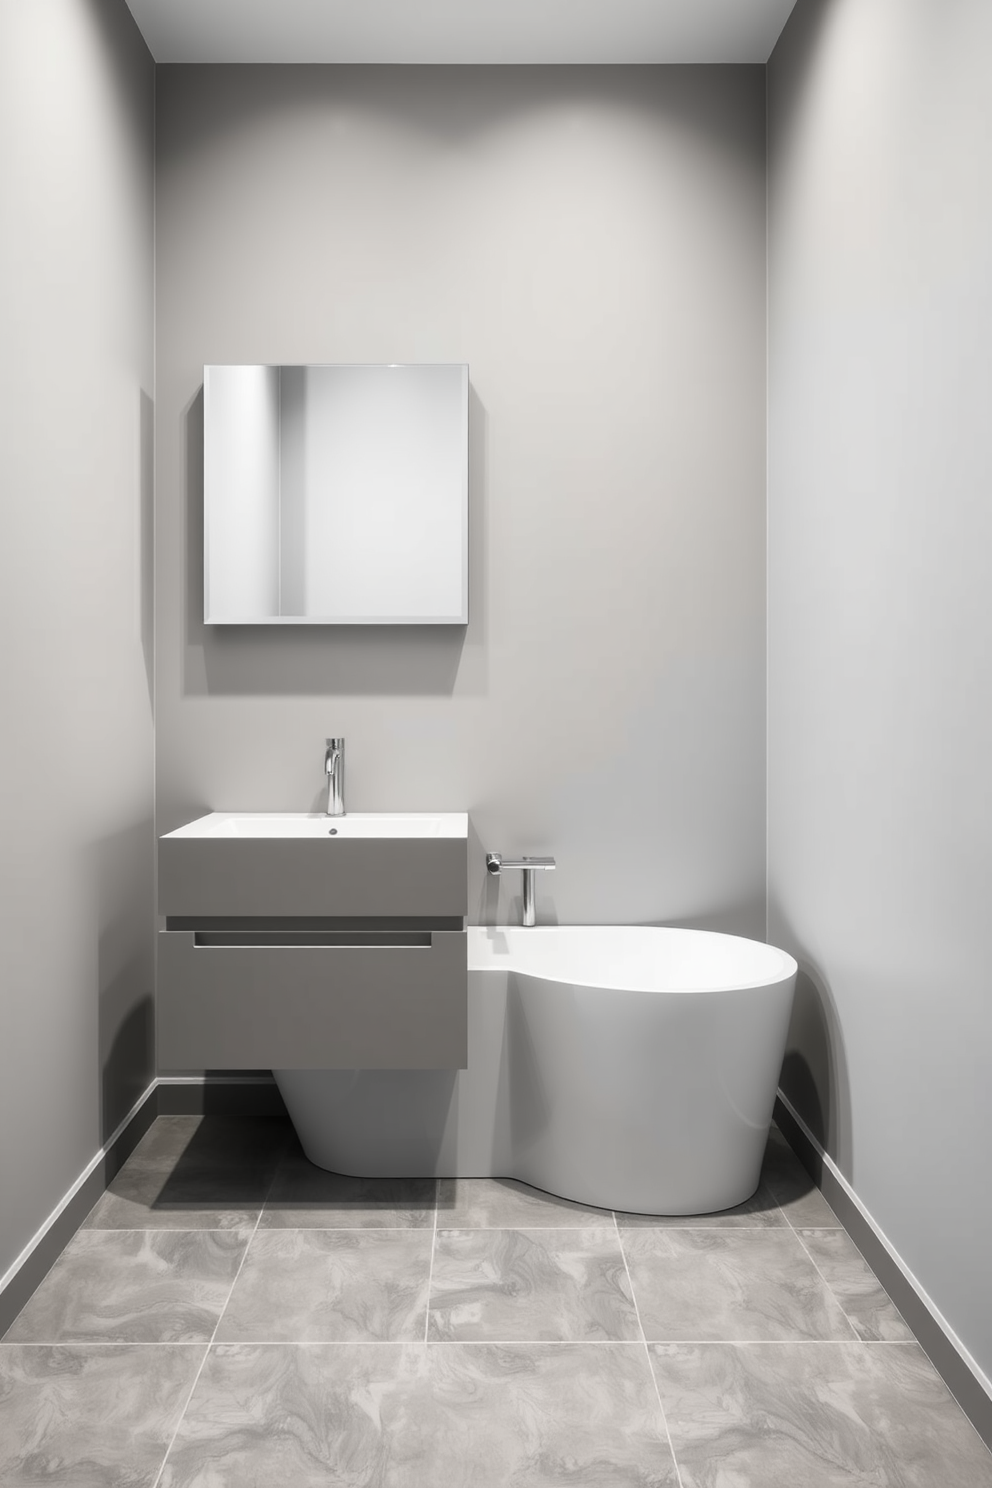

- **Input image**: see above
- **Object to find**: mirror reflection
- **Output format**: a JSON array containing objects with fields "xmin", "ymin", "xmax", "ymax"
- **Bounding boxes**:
[{"xmin": 204, "ymin": 363, "xmax": 468, "ymax": 624}]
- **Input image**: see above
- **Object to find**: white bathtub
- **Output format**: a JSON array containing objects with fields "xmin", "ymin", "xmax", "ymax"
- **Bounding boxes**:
[{"xmin": 274, "ymin": 926, "xmax": 798, "ymax": 1214}]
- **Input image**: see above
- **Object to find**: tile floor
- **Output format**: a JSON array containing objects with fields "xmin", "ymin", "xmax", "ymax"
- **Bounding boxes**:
[{"xmin": 2, "ymin": 1115, "xmax": 991, "ymax": 1486}]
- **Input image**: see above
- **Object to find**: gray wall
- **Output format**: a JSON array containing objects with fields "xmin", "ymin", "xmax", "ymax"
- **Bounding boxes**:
[
  {"xmin": 0, "ymin": 0, "xmax": 154, "ymax": 1281},
  {"xmin": 155, "ymin": 64, "xmax": 767, "ymax": 933},
  {"xmin": 768, "ymin": 0, "xmax": 992, "ymax": 1381}
]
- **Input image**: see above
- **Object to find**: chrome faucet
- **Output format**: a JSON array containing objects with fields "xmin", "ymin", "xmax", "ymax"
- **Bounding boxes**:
[
  {"xmin": 324, "ymin": 737, "xmax": 345, "ymax": 816},
  {"xmin": 486, "ymin": 852, "xmax": 556, "ymax": 927}
]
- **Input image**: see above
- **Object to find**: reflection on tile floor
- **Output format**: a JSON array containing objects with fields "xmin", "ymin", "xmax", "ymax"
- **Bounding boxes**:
[{"xmin": 1, "ymin": 1115, "xmax": 990, "ymax": 1487}]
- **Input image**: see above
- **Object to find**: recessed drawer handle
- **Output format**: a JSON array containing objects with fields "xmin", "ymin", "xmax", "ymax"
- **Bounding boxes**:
[{"xmin": 193, "ymin": 932, "xmax": 433, "ymax": 949}]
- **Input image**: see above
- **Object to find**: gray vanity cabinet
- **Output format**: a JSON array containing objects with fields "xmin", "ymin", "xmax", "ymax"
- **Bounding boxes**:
[{"xmin": 157, "ymin": 822, "xmax": 468, "ymax": 1070}]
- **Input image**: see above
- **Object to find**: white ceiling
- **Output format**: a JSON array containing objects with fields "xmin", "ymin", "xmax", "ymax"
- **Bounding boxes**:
[{"xmin": 124, "ymin": 0, "xmax": 799, "ymax": 65}]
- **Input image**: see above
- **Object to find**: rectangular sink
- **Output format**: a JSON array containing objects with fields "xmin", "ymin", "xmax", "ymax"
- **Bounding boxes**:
[
  {"xmin": 164, "ymin": 812, "xmax": 466, "ymax": 840},
  {"xmin": 159, "ymin": 811, "xmax": 468, "ymax": 919}
]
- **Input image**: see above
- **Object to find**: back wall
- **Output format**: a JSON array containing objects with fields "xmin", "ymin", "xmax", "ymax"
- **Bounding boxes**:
[{"xmin": 154, "ymin": 64, "xmax": 766, "ymax": 933}]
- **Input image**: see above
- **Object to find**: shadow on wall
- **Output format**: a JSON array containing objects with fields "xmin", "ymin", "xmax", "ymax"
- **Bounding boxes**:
[
  {"xmin": 157, "ymin": 66, "xmax": 766, "ymax": 193},
  {"xmin": 140, "ymin": 390, "xmax": 154, "ymax": 708},
  {"xmin": 661, "ymin": 903, "xmax": 769, "ymax": 940},
  {"xmin": 94, "ymin": 821, "xmax": 155, "ymax": 1143},
  {"xmin": 778, "ymin": 957, "xmax": 852, "ymax": 1174},
  {"xmin": 180, "ymin": 382, "xmax": 488, "ymax": 699}
]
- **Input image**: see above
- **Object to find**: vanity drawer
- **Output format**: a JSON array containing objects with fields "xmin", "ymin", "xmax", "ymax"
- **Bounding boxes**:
[
  {"xmin": 157, "ymin": 929, "xmax": 467, "ymax": 1070},
  {"xmin": 159, "ymin": 836, "xmax": 467, "ymax": 919}
]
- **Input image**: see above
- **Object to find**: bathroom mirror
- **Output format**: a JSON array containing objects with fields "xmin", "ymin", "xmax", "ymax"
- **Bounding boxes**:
[{"xmin": 203, "ymin": 363, "xmax": 468, "ymax": 624}]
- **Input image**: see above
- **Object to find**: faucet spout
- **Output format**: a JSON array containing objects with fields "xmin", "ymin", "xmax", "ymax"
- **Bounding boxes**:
[{"xmin": 324, "ymin": 737, "xmax": 345, "ymax": 817}]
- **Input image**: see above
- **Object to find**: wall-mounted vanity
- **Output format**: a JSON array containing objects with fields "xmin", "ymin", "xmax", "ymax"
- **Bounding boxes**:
[
  {"xmin": 204, "ymin": 362, "xmax": 469, "ymax": 624},
  {"xmin": 157, "ymin": 812, "xmax": 468, "ymax": 1069}
]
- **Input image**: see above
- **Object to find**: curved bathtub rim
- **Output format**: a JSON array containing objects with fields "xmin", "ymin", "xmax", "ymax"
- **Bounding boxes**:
[{"xmin": 467, "ymin": 924, "xmax": 798, "ymax": 996}]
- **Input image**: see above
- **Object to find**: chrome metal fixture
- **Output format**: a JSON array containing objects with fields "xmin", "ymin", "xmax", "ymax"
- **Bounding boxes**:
[
  {"xmin": 486, "ymin": 851, "xmax": 556, "ymax": 927},
  {"xmin": 324, "ymin": 737, "xmax": 345, "ymax": 816}
]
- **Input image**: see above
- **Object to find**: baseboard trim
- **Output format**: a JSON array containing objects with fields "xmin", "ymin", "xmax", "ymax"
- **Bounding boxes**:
[
  {"xmin": 0, "ymin": 1075, "xmax": 287, "ymax": 1337},
  {"xmin": 0, "ymin": 1082, "xmax": 159, "ymax": 1336},
  {"xmin": 774, "ymin": 1090, "xmax": 992, "ymax": 1451}
]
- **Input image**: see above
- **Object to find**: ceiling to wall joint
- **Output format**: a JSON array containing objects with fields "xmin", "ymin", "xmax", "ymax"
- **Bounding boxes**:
[{"xmin": 124, "ymin": 0, "xmax": 799, "ymax": 65}]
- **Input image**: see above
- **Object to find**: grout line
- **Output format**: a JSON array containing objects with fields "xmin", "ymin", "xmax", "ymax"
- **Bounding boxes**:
[
  {"xmin": 0, "ymin": 1337, "xmax": 927, "ymax": 1350},
  {"xmin": 613, "ymin": 1212, "xmax": 685, "ymax": 1488},
  {"xmin": 789, "ymin": 1228, "xmax": 862, "ymax": 1342},
  {"xmin": 73, "ymin": 1225, "xmax": 261, "ymax": 1235},
  {"xmin": 419, "ymin": 1337, "xmax": 916, "ymax": 1348},
  {"xmin": 613, "ymin": 1224, "xmax": 789, "ymax": 1233},
  {"xmin": 149, "ymin": 1341, "xmax": 209, "ymax": 1488},
  {"xmin": 0, "ymin": 1340, "xmax": 213, "ymax": 1349},
  {"xmin": 761, "ymin": 1216, "xmax": 859, "ymax": 1341},
  {"xmin": 424, "ymin": 1178, "xmax": 440, "ymax": 1344},
  {"xmin": 151, "ymin": 1172, "xmax": 270, "ymax": 1488},
  {"xmin": 433, "ymin": 1223, "xmax": 621, "ymax": 1233},
  {"xmin": 232, "ymin": 1225, "xmax": 434, "ymax": 1237},
  {"xmin": 762, "ymin": 1176, "xmax": 843, "ymax": 1235}
]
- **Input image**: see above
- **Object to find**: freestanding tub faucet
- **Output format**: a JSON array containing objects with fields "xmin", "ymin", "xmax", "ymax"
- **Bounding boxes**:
[
  {"xmin": 486, "ymin": 851, "xmax": 556, "ymax": 927},
  {"xmin": 325, "ymin": 738, "xmax": 345, "ymax": 816}
]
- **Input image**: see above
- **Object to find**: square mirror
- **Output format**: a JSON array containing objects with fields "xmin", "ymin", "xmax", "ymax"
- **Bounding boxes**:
[{"xmin": 203, "ymin": 363, "xmax": 468, "ymax": 624}]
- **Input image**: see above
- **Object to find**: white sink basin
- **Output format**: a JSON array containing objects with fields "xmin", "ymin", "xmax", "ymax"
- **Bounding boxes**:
[{"xmin": 163, "ymin": 812, "xmax": 468, "ymax": 840}]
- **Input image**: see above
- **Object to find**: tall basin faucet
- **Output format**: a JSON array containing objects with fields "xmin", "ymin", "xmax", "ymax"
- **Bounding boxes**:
[{"xmin": 325, "ymin": 737, "xmax": 345, "ymax": 816}]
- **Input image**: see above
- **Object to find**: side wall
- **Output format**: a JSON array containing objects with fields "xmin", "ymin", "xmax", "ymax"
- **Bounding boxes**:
[
  {"xmin": 768, "ymin": 0, "xmax": 992, "ymax": 1382},
  {"xmin": 0, "ymin": 0, "xmax": 155, "ymax": 1283},
  {"xmin": 155, "ymin": 64, "xmax": 767, "ymax": 936}
]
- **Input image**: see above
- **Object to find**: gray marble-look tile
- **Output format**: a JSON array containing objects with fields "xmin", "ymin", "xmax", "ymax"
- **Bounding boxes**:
[
  {"xmin": 162, "ymin": 1341, "xmax": 679, "ymax": 1488},
  {"xmin": 0, "ymin": 1343, "xmax": 205, "ymax": 1488},
  {"xmin": 437, "ymin": 1176, "xmax": 613, "ymax": 1229},
  {"xmin": 215, "ymin": 1228, "xmax": 432, "ymax": 1343},
  {"xmin": 621, "ymin": 1227, "xmax": 856, "ymax": 1342},
  {"xmin": 762, "ymin": 1127, "xmax": 841, "ymax": 1228},
  {"xmin": 428, "ymin": 1227, "xmax": 640, "ymax": 1342},
  {"xmin": 4, "ymin": 1229, "xmax": 250, "ymax": 1344},
  {"xmin": 616, "ymin": 1181, "xmax": 787, "ymax": 1229},
  {"xmin": 649, "ymin": 1340, "xmax": 992, "ymax": 1487},
  {"xmin": 83, "ymin": 1156, "xmax": 269, "ymax": 1231},
  {"xmin": 797, "ymin": 1227, "xmax": 916, "ymax": 1341},
  {"xmin": 262, "ymin": 1153, "xmax": 435, "ymax": 1228}
]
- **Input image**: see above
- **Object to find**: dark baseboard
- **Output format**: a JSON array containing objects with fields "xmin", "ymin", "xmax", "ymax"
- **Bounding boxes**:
[
  {"xmin": 0, "ymin": 1087, "xmax": 158, "ymax": 1337},
  {"xmin": 0, "ymin": 1076, "xmax": 287, "ymax": 1338},
  {"xmin": 774, "ymin": 1095, "xmax": 992, "ymax": 1453}
]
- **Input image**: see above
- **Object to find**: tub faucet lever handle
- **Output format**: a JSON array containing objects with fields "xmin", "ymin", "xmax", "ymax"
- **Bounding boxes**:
[
  {"xmin": 487, "ymin": 854, "xmax": 556, "ymax": 873},
  {"xmin": 486, "ymin": 852, "xmax": 556, "ymax": 926}
]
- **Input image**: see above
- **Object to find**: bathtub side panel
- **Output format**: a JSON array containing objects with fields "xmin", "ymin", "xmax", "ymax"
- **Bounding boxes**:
[{"xmin": 506, "ymin": 973, "xmax": 795, "ymax": 1213}]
